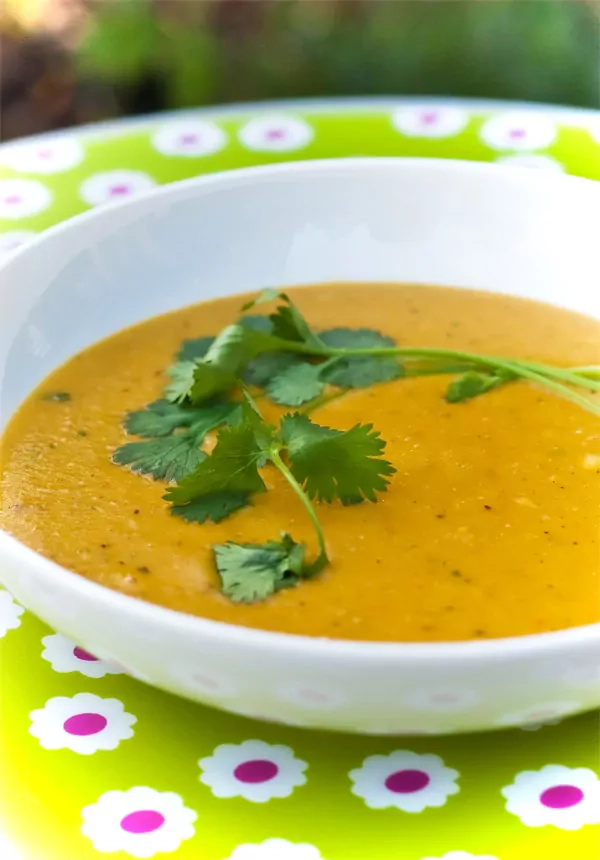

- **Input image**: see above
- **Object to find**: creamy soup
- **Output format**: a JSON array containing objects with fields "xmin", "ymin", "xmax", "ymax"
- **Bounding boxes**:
[{"xmin": 1, "ymin": 284, "xmax": 599, "ymax": 642}]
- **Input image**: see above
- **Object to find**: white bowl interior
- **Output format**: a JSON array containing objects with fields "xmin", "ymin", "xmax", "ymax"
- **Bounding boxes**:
[{"xmin": 0, "ymin": 158, "xmax": 599, "ymax": 734}]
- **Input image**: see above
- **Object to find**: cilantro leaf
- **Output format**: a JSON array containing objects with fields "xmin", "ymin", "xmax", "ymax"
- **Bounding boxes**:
[
  {"xmin": 446, "ymin": 370, "xmax": 515, "ymax": 403},
  {"xmin": 164, "ymin": 361, "xmax": 197, "ymax": 403},
  {"xmin": 123, "ymin": 400, "xmax": 237, "ymax": 439},
  {"xmin": 281, "ymin": 412, "xmax": 396, "ymax": 503},
  {"xmin": 113, "ymin": 435, "xmax": 206, "ymax": 482},
  {"xmin": 124, "ymin": 399, "xmax": 201, "ymax": 437},
  {"xmin": 190, "ymin": 324, "xmax": 292, "ymax": 403},
  {"xmin": 241, "ymin": 288, "xmax": 281, "ymax": 310},
  {"xmin": 171, "ymin": 491, "xmax": 250, "ymax": 524},
  {"xmin": 177, "ymin": 336, "xmax": 215, "ymax": 362},
  {"xmin": 239, "ymin": 314, "xmax": 273, "ymax": 334},
  {"xmin": 243, "ymin": 290, "xmax": 323, "ymax": 348},
  {"xmin": 270, "ymin": 295, "xmax": 322, "ymax": 347},
  {"xmin": 266, "ymin": 361, "xmax": 325, "ymax": 406},
  {"xmin": 214, "ymin": 533, "xmax": 305, "ymax": 603},
  {"xmin": 242, "ymin": 353, "xmax": 299, "ymax": 387},
  {"xmin": 164, "ymin": 420, "xmax": 267, "ymax": 506},
  {"xmin": 319, "ymin": 328, "xmax": 403, "ymax": 388}
]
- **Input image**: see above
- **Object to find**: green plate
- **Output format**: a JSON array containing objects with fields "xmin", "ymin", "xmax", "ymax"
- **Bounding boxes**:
[{"xmin": 1, "ymin": 98, "xmax": 599, "ymax": 860}]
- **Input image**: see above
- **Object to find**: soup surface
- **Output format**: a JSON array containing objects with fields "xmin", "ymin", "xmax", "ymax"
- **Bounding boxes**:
[{"xmin": 1, "ymin": 284, "xmax": 599, "ymax": 642}]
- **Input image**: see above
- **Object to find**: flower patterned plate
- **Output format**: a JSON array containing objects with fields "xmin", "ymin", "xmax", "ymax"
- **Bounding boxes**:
[{"xmin": 0, "ymin": 98, "xmax": 599, "ymax": 860}]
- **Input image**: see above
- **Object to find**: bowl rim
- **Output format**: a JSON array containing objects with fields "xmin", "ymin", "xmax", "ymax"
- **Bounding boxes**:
[{"xmin": 1, "ymin": 156, "xmax": 599, "ymax": 663}]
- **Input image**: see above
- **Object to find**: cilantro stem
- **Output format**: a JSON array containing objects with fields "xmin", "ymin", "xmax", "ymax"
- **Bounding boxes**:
[
  {"xmin": 282, "ymin": 344, "xmax": 600, "ymax": 415},
  {"xmin": 268, "ymin": 446, "xmax": 329, "ymax": 576},
  {"xmin": 491, "ymin": 360, "xmax": 600, "ymax": 416}
]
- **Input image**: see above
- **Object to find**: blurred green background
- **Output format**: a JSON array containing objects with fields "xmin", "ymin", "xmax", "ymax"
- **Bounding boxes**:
[{"xmin": 2, "ymin": 0, "xmax": 599, "ymax": 140}]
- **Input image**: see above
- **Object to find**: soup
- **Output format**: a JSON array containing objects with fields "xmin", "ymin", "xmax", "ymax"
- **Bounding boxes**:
[{"xmin": 1, "ymin": 283, "xmax": 599, "ymax": 642}]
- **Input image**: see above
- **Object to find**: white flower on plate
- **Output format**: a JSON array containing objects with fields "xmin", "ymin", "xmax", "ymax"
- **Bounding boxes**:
[
  {"xmin": 41, "ymin": 633, "xmax": 123, "ymax": 679},
  {"xmin": 225, "ymin": 838, "xmax": 324, "ymax": 860},
  {"xmin": 403, "ymin": 687, "xmax": 481, "ymax": 713},
  {"xmin": 0, "ymin": 591, "xmax": 25, "ymax": 637},
  {"xmin": 0, "ymin": 178, "xmax": 53, "ymax": 219},
  {"xmin": 479, "ymin": 112, "xmax": 557, "ymax": 151},
  {"xmin": 238, "ymin": 116, "xmax": 314, "ymax": 152},
  {"xmin": 502, "ymin": 764, "xmax": 600, "ymax": 830},
  {"xmin": 0, "ymin": 230, "xmax": 37, "ymax": 258},
  {"xmin": 79, "ymin": 170, "xmax": 156, "ymax": 207},
  {"xmin": 277, "ymin": 681, "xmax": 348, "ymax": 711},
  {"xmin": 349, "ymin": 750, "xmax": 460, "ymax": 812},
  {"xmin": 81, "ymin": 786, "xmax": 197, "ymax": 858},
  {"xmin": 391, "ymin": 105, "xmax": 468, "ymax": 139},
  {"xmin": 199, "ymin": 739, "xmax": 308, "ymax": 803},
  {"xmin": 420, "ymin": 852, "xmax": 500, "ymax": 860},
  {"xmin": 495, "ymin": 154, "xmax": 565, "ymax": 172},
  {"xmin": 0, "ymin": 136, "xmax": 83, "ymax": 174},
  {"xmin": 495, "ymin": 701, "xmax": 580, "ymax": 732},
  {"xmin": 151, "ymin": 119, "xmax": 228, "ymax": 157},
  {"xmin": 29, "ymin": 692, "xmax": 136, "ymax": 754}
]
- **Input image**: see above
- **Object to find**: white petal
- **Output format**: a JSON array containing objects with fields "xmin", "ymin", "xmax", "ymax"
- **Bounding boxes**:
[
  {"xmin": 238, "ymin": 116, "xmax": 314, "ymax": 152},
  {"xmin": 41, "ymin": 633, "xmax": 123, "ymax": 678},
  {"xmin": 480, "ymin": 112, "xmax": 557, "ymax": 151},
  {"xmin": 151, "ymin": 120, "xmax": 227, "ymax": 157},
  {"xmin": 226, "ymin": 839, "xmax": 323, "ymax": 860},
  {"xmin": 0, "ymin": 179, "xmax": 52, "ymax": 219},
  {"xmin": 0, "ymin": 137, "xmax": 83, "ymax": 174},
  {"xmin": 29, "ymin": 693, "xmax": 136, "ymax": 754},
  {"xmin": 79, "ymin": 170, "xmax": 156, "ymax": 207},
  {"xmin": 0, "ymin": 591, "xmax": 25, "ymax": 637},
  {"xmin": 392, "ymin": 106, "xmax": 468, "ymax": 139},
  {"xmin": 82, "ymin": 787, "xmax": 196, "ymax": 858}
]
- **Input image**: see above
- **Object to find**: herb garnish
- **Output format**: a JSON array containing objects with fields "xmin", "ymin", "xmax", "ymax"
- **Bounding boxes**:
[
  {"xmin": 112, "ymin": 289, "xmax": 600, "ymax": 603},
  {"xmin": 163, "ymin": 392, "xmax": 394, "ymax": 601}
]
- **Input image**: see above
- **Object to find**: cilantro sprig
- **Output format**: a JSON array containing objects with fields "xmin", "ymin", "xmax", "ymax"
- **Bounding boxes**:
[
  {"xmin": 112, "ymin": 288, "xmax": 600, "ymax": 604},
  {"xmin": 176, "ymin": 289, "xmax": 600, "ymax": 416},
  {"xmin": 164, "ymin": 392, "xmax": 395, "ymax": 601}
]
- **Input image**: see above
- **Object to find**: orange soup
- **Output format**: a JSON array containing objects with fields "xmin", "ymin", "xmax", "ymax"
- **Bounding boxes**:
[{"xmin": 1, "ymin": 284, "xmax": 599, "ymax": 642}]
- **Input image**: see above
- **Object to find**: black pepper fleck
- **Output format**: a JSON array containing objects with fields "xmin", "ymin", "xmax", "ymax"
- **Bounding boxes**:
[{"xmin": 137, "ymin": 566, "xmax": 150, "ymax": 574}]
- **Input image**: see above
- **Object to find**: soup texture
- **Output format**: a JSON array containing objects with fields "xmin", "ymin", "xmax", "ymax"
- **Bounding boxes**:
[{"xmin": 1, "ymin": 284, "xmax": 599, "ymax": 642}]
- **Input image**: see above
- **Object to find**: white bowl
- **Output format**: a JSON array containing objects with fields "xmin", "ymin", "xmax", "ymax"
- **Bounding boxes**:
[{"xmin": 0, "ymin": 159, "xmax": 599, "ymax": 735}]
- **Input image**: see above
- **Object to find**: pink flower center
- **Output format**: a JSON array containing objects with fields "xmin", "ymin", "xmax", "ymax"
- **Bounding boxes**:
[
  {"xmin": 540, "ymin": 784, "xmax": 584, "ymax": 809},
  {"xmin": 120, "ymin": 810, "xmax": 165, "ymax": 834},
  {"xmin": 233, "ymin": 759, "xmax": 279, "ymax": 783},
  {"xmin": 385, "ymin": 769, "xmax": 430, "ymax": 793},
  {"xmin": 421, "ymin": 112, "xmax": 438, "ymax": 125},
  {"xmin": 73, "ymin": 646, "xmax": 98, "ymax": 662},
  {"xmin": 266, "ymin": 129, "xmax": 285, "ymax": 140},
  {"xmin": 179, "ymin": 134, "xmax": 199, "ymax": 145},
  {"xmin": 109, "ymin": 185, "xmax": 130, "ymax": 197},
  {"xmin": 63, "ymin": 712, "xmax": 108, "ymax": 736},
  {"xmin": 4, "ymin": 195, "xmax": 22, "ymax": 205},
  {"xmin": 37, "ymin": 149, "xmax": 52, "ymax": 159},
  {"xmin": 509, "ymin": 128, "xmax": 526, "ymax": 139}
]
